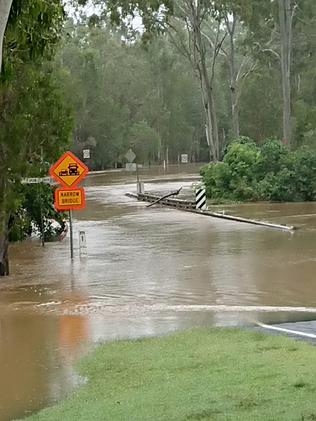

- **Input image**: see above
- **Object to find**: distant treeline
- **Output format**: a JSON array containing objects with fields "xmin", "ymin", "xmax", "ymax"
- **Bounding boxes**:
[{"xmin": 57, "ymin": 1, "xmax": 316, "ymax": 169}]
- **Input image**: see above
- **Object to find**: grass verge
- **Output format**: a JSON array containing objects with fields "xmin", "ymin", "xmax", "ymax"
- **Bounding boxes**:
[{"xmin": 25, "ymin": 328, "xmax": 316, "ymax": 420}]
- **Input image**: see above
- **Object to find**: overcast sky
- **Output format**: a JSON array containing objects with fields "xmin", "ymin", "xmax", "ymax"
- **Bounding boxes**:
[
  {"xmin": 64, "ymin": 0, "xmax": 143, "ymax": 32},
  {"xmin": 64, "ymin": 0, "xmax": 101, "ymax": 17}
]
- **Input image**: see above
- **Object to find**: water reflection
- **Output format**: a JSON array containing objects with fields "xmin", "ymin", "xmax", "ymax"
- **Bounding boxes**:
[{"xmin": 0, "ymin": 313, "xmax": 88, "ymax": 421}]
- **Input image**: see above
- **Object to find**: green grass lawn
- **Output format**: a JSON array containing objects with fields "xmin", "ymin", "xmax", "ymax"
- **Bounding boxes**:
[{"xmin": 25, "ymin": 328, "xmax": 316, "ymax": 420}]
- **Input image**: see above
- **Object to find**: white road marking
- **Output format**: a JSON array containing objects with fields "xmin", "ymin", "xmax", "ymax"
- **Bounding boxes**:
[{"xmin": 256, "ymin": 321, "xmax": 316, "ymax": 339}]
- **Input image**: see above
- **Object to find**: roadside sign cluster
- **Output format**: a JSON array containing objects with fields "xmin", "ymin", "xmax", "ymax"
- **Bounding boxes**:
[{"xmin": 50, "ymin": 151, "xmax": 88, "ymax": 211}]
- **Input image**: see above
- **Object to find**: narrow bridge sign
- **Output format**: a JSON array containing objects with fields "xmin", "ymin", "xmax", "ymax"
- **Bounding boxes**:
[
  {"xmin": 50, "ymin": 151, "xmax": 89, "ymax": 188},
  {"xmin": 54, "ymin": 187, "xmax": 86, "ymax": 211}
]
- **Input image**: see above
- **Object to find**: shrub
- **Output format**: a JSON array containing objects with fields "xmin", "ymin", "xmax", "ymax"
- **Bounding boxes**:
[
  {"xmin": 255, "ymin": 138, "xmax": 290, "ymax": 178},
  {"xmin": 201, "ymin": 137, "xmax": 316, "ymax": 203},
  {"xmin": 292, "ymin": 147, "xmax": 316, "ymax": 201},
  {"xmin": 9, "ymin": 184, "xmax": 66, "ymax": 242},
  {"xmin": 201, "ymin": 162, "xmax": 233, "ymax": 200}
]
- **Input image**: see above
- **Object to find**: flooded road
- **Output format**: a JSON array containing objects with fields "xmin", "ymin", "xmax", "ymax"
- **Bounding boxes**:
[{"xmin": 2, "ymin": 164, "xmax": 316, "ymax": 420}]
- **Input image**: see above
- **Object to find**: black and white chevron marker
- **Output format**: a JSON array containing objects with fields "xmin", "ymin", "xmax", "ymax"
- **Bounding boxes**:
[{"xmin": 196, "ymin": 188, "xmax": 206, "ymax": 210}]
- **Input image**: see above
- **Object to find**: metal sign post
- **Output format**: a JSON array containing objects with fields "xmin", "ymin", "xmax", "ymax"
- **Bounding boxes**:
[{"xmin": 69, "ymin": 210, "xmax": 74, "ymax": 260}]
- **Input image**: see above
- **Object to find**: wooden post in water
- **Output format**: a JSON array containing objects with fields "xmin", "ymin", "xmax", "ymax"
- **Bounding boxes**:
[{"xmin": 39, "ymin": 185, "xmax": 45, "ymax": 247}]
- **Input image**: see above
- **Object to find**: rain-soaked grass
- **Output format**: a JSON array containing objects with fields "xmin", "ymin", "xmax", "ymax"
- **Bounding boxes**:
[{"xmin": 25, "ymin": 328, "xmax": 316, "ymax": 420}]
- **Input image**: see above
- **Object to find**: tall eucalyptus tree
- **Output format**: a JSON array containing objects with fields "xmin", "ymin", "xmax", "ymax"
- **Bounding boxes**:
[{"xmin": 0, "ymin": 1, "xmax": 71, "ymax": 276}]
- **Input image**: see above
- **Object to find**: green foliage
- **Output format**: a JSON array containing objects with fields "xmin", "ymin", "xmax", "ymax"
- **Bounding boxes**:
[
  {"xmin": 105, "ymin": 0, "xmax": 174, "ymax": 34},
  {"xmin": 9, "ymin": 184, "xmax": 66, "ymax": 242},
  {"xmin": 0, "ymin": 62, "xmax": 73, "ymax": 228},
  {"xmin": 1, "ymin": 64, "xmax": 72, "ymax": 170},
  {"xmin": 59, "ymin": 24, "xmax": 204, "ymax": 168},
  {"xmin": 1, "ymin": 0, "xmax": 71, "ymax": 181},
  {"xmin": 8, "ymin": 208, "xmax": 32, "ymax": 242},
  {"xmin": 0, "ymin": 0, "xmax": 73, "ymax": 262},
  {"xmin": 129, "ymin": 121, "xmax": 160, "ymax": 163},
  {"xmin": 202, "ymin": 162, "xmax": 233, "ymax": 200},
  {"xmin": 77, "ymin": 0, "xmax": 316, "ymax": 151},
  {"xmin": 24, "ymin": 184, "xmax": 66, "ymax": 241},
  {"xmin": 255, "ymin": 138, "xmax": 290, "ymax": 177},
  {"xmin": 202, "ymin": 138, "xmax": 316, "ymax": 202},
  {"xmin": 3, "ymin": 0, "xmax": 65, "ymax": 80}
]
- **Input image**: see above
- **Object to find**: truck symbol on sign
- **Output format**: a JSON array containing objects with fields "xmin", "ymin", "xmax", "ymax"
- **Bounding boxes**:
[{"xmin": 59, "ymin": 163, "xmax": 80, "ymax": 177}]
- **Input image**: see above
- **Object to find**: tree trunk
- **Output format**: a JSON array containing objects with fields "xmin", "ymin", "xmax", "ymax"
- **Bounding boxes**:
[
  {"xmin": 227, "ymin": 16, "xmax": 240, "ymax": 139},
  {"xmin": 0, "ymin": 0, "xmax": 13, "ymax": 73},
  {"xmin": 211, "ymin": 92, "xmax": 220, "ymax": 159},
  {"xmin": 0, "ymin": 172, "xmax": 9, "ymax": 276},
  {"xmin": 220, "ymin": 12, "xmax": 243, "ymax": 140},
  {"xmin": 191, "ymin": 1, "xmax": 219, "ymax": 161},
  {"xmin": 229, "ymin": 56, "xmax": 240, "ymax": 139},
  {"xmin": 202, "ymin": 85, "xmax": 217, "ymax": 161},
  {"xmin": 168, "ymin": 0, "xmax": 221, "ymax": 161},
  {"xmin": 231, "ymin": 90, "xmax": 239, "ymax": 139},
  {"xmin": 0, "ymin": 230, "xmax": 9, "ymax": 276},
  {"xmin": 278, "ymin": 0, "xmax": 292, "ymax": 147}
]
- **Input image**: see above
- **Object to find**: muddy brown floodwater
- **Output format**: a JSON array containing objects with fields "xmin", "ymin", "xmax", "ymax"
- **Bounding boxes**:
[{"xmin": 1, "ymin": 164, "xmax": 316, "ymax": 420}]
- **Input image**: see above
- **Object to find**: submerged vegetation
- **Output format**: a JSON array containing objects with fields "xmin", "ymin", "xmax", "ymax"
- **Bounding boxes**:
[
  {"xmin": 201, "ymin": 138, "xmax": 316, "ymax": 203},
  {"xmin": 9, "ymin": 184, "xmax": 66, "ymax": 243},
  {"xmin": 25, "ymin": 328, "xmax": 316, "ymax": 421}
]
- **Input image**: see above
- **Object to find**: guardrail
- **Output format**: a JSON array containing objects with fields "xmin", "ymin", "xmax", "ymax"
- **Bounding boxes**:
[{"xmin": 126, "ymin": 192, "xmax": 296, "ymax": 232}]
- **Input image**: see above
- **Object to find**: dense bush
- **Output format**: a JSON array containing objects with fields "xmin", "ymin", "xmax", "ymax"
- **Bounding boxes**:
[
  {"xmin": 201, "ymin": 138, "xmax": 316, "ymax": 202},
  {"xmin": 9, "ymin": 184, "xmax": 66, "ymax": 242}
]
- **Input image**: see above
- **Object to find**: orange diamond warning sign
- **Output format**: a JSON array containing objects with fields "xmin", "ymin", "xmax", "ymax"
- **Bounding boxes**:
[
  {"xmin": 50, "ymin": 151, "xmax": 89, "ymax": 188},
  {"xmin": 54, "ymin": 187, "xmax": 86, "ymax": 211}
]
